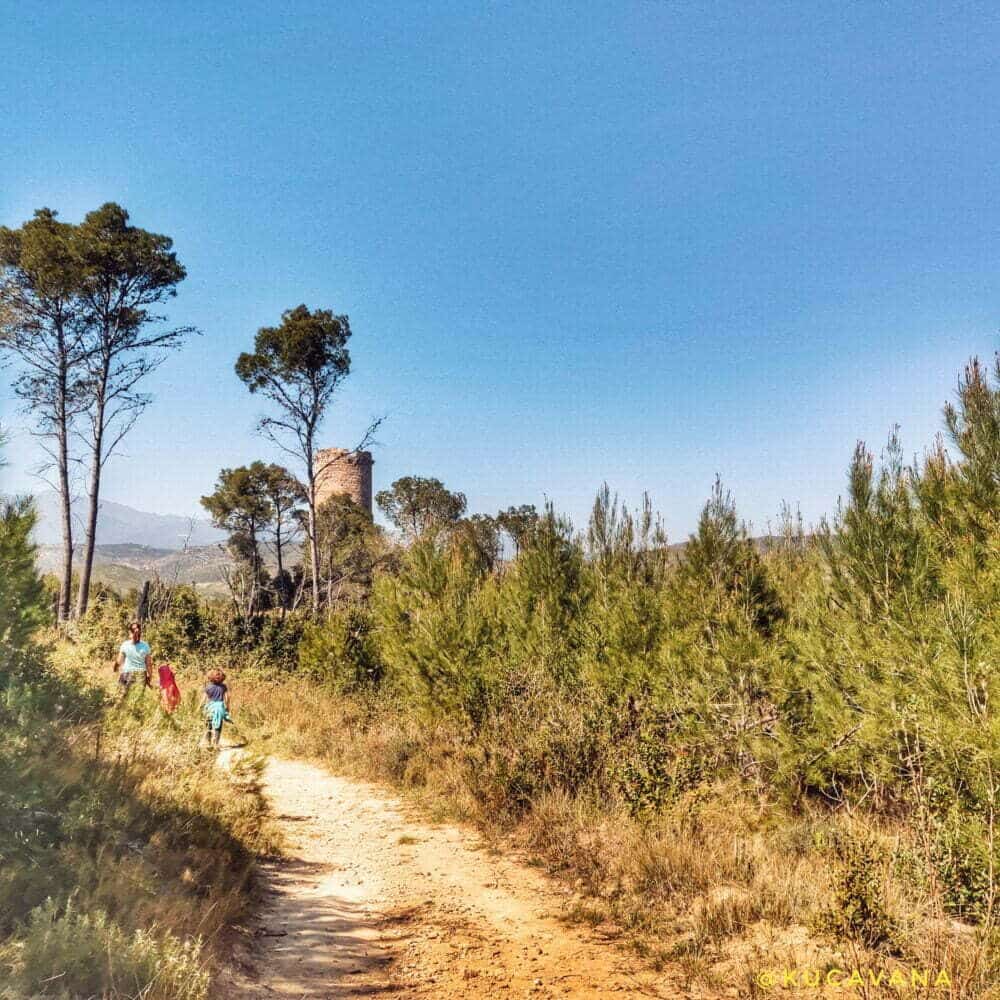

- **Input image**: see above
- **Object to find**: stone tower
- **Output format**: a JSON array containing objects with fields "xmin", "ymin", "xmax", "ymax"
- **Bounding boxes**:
[{"xmin": 314, "ymin": 448, "xmax": 374, "ymax": 516}]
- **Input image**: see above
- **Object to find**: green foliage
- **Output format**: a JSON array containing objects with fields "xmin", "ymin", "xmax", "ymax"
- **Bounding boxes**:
[
  {"xmin": 375, "ymin": 475, "xmax": 467, "ymax": 539},
  {"xmin": 0, "ymin": 497, "xmax": 49, "ymax": 661},
  {"xmin": 495, "ymin": 503, "xmax": 539, "ymax": 554},
  {"xmin": 0, "ymin": 460, "xmax": 262, "ymax": 997},
  {"xmin": 0, "ymin": 207, "xmax": 81, "ymax": 304},
  {"xmin": 299, "ymin": 606, "xmax": 383, "ymax": 691},
  {"xmin": 582, "ymin": 486, "xmax": 668, "ymax": 697},
  {"xmin": 373, "ymin": 535, "xmax": 498, "ymax": 724},
  {"xmin": 459, "ymin": 513, "xmax": 503, "ymax": 572},
  {"xmin": 611, "ymin": 713, "xmax": 697, "ymax": 815},
  {"xmin": 72, "ymin": 203, "xmax": 192, "ymax": 619},
  {"xmin": 502, "ymin": 504, "xmax": 586, "ymax": 686},
  {"xmin": 235, "ymin": 304, "xmax": 350, "ymax": 396},
  {"xmin": 813, "ymin": 831, "xmax": 900, "ymax": 952},
  {"xmin": 2, "ymin": 897, "xmax": 209, "ymax": 1000},
  {"xmin": 74, "ymin": 578, "xmax": 310, "ymax": 677},
  {"xmin": 148, "ymin": 585, "xmax": 213, "ymax": 658},
  {"xmin": 313, "ymin": 492, "xmax": 379, "ymax": 599},
  {"xmin": 234, "ymin": 303, "xmax": 357, "ymax": 610},
  {"xmin": 467, "ymin": 672, "xmax": 609, "ymax": 819},
  {"xmin": 942, "ymin": 356, "xmax": 1000, "ymax": 537},
  {"xmin": 201, "ymin": 461, "xmax": 286, "ymax": 615},
  {"xmin": 75, "ymin": 202, "xmax": 186, "ymax": 305},
  {"xmin": 0, "ymin": 208, "xmax": 89, "ymax": 418},
  {"xmin": 201, "ymin": 462, "xmax": 274, "ymax": 552},
  {"xmin": 931, "ymin": 803, "xmax": 995, "ymax": 921},
  {"xmin": 674, "ymin": 476, "xmax": 784, "ymax": 637},
  {"xmin": 75, "ymin": 588, "xmax": 131, "ymax": 662},
  {"xmin": 61, "ymin": 348, "xmax": 1000, "ymax": 959},
  {"xmin": 353, "ymin": 378, "xmax": 1000, "ymax": 939},
  {"xmin": 820, "ymin": 432, "xmax": 934, "ymax": 620}
]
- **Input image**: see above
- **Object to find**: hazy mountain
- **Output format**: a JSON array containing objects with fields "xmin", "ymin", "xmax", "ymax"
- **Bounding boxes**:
[
  {"xmin": 29, "ymin": 491, "xmax": 227, "ymax": 549},
  {"xmin": 34, "ymin": 542, "xmax": 235, "ymax": 596}
]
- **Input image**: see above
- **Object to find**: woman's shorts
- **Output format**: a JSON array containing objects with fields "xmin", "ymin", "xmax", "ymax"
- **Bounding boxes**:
[{"xmin": 119, "ymin": 671, "xmax": 147, "ymax": 689}]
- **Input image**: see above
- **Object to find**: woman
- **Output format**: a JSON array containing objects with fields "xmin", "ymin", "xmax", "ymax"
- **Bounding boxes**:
[{"xmin": 115, "ymin": 620, "xmax": 152, "ymax": 696}]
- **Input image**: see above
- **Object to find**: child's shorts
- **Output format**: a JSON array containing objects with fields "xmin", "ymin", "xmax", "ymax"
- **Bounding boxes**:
[{"xmin": 205, "ymin": 700, "xmax": 227, "ymax": 731}]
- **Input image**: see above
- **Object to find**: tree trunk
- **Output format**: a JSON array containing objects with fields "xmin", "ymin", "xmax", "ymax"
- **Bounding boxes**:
[
  {"xmin": 308, "ymin": 495, "xmax": 320, "ymax": 612},
  {"xmin": 136, "ymin": 579, "xmax": 151, "ymax": 623},
  {"xmin": 56, "ymin": 390, "xmax": 74, "ymax": 622},
  {"xmin": 274, "ymin": 521, "xmax": 286, "ymax": 614},
  {"xmin": 75, "ymin": 396, "xmax": 105, "ymax": 619},
  {"xmin": 247, "ymin": 519, "xmax": 261, "ymax": 618},
  {"xmin": 306, "ymin": 446, "xmax": 321, "ymax": 613},
  {"xmin": 53, "ymin": 324, "xmax": 75, "ymax": 622}
]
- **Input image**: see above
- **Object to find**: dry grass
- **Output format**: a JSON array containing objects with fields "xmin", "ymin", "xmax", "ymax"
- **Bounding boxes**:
[
  {"xmin": 0, "ymin": 645, "xmax": 279, "ymax": 998},
  {"xmin": 212, "ymin": 672, "xmax": 998, "ymax": 996},
  {"xmin": 68, "ymin": 655, "xmax": 980, "ymax": 997}
]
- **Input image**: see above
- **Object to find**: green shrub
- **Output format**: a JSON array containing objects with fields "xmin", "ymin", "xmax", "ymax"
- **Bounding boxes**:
[
  {"xmin": 44, "ymin": 350, "xmax": 1000, "ymax": 968},
  {"xmin": 0, "ymin": 498, "xmax": 49, "ymax": 666},
  {"xmin": 813, "ymin": 831, "xmax": 900, "ymax": 952},
  {"xmin": 146, "ymin": 586, "xmax": 214, "ymax": 658},
  {"xmin": 299, "ymin": 606, "xmax": 383, "ymax": 691},
  {"xmin": 0, "ymin": 474, "xmax": 267, "ymax": 999},
  {"xmin": 1, "ymin": 897, "xmax": 209, "ymax": 1000},
  {"xmin": 372, "ymin": 536, "xmax": 500, "ymax": 725},
  {"xmin": 466, "ymin": 674, "xmax": 609, "ymax": 819},
  {"xmin": 932, "ymin": 804, "xmax": 996, "ymax": 921}
]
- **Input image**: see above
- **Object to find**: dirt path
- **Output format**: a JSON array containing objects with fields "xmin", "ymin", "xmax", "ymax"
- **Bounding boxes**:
[{"xmin": 227, "ymin": 756, "xmax": 683, "ymax": 999}]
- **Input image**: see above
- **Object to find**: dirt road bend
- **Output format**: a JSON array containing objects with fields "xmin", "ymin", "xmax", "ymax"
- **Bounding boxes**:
[{"xmin": 226, "ymin": 756, "xmax": 679, "ymax": 999}]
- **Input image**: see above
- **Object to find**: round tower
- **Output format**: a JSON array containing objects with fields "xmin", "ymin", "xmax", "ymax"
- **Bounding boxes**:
[{"xmin": 314, "ymin": 448, "xmax": 374, "ymax": 516}]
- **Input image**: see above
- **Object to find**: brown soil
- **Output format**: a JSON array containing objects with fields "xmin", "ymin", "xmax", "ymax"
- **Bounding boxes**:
[{"xmin": 226, "ymin": 756, "xmax": 688, "ymax": 999}]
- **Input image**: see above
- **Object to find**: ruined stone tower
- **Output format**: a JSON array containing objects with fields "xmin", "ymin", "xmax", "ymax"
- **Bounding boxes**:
[{"xmin": 314, "ymin": 448, "xmax": 374, "ymax": 516}]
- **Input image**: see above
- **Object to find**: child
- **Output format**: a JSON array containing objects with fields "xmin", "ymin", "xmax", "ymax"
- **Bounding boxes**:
[
  {"xmin": 158, "ymin": 662, "xmax": 181, "ymax": 713},
  {"xmin": 201, "ymin": 668, "xmax": 231, "ymax": 748}
]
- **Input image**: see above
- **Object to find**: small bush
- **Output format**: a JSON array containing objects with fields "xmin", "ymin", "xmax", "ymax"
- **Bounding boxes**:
[
  {"xmin": 2, "ymin": 897, "xmax": 209, "ymax": 1000},
  {"xmin": 813, "ymin": 831, "xmax": 900, "ymax": 952},
  {"xmin": 932, "ymin": 804, "xmax": 995, "ymax": 921},
  {"xmin": 298, "ymin": 606, "xmax": 382, "ymax": 691}
]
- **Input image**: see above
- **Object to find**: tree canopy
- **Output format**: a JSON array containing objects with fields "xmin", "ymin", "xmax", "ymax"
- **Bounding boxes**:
[
  {"xmin": 73, "ymin": 203, "xmax": 191, "ymax": 617},
  {"xmin": 235, "ymin": 304, "xmax": 359, "ymax": 611},
  {"xmin": 375, "ymin": 476, "xmax": 467, "ymax": 539},
  {"xmin": 0, "ymin": 203, "xmax": 191, "ymax": 620},
  {"xmin": 235, "ymin": 304, "xmax": 351, "ymax": 441},
  {"xmin": 0, "ymin": 209, "xmax": 88, "ymax": 620}
]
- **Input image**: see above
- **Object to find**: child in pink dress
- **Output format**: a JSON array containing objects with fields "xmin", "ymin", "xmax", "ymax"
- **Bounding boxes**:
[{"xmin": 158, "ymin": 663, "xmax": 182, "ymax": 713}]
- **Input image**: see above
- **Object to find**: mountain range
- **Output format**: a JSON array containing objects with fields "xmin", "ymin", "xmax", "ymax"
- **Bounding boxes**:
[
  {"xmin": 30, "ymin": 491, "xmax": 227, "ymax": 548},
  {"xmin": 33, "ymin": 542, "xmax": 235, "ymax": 595},
  {"xmin": 24, "ymin": 491, "xmax": 232, "ymax": 594}
]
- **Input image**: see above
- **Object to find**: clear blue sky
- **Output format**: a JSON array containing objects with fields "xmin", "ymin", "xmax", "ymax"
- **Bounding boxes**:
[{"xmin": 2, "ymin": 1, "xmax": 998, "ymax": 540}]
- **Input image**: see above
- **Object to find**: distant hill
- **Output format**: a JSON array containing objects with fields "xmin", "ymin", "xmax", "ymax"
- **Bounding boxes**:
[
  {"xmin": 29, "ymin": 491, "xmax": 227, "ymax": 549},
  {"xmin": 33, "ymin": 537, "xmax": 297, "ymax": 599},
  {"xmin": 33, "ymin": 542, "xmax": 236, "ymax": 596}
]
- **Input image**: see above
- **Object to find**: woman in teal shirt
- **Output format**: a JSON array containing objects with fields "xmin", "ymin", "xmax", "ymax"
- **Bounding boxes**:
[{"xmin": 116, "ymin": 620, "xmax": 153, "ymax": 694}]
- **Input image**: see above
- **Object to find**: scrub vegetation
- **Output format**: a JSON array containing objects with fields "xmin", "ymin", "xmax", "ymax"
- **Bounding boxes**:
[
  {"xmin": 0, "ymin": 474, "xmax": 275, "ymax": 999},
  {"xmin": 59, "ymin": 354, "xmax": 1000, "ymax": 996},
  {"xmin": 5, "ymin": 203, "xmax": 1000, "ymax": 996}
]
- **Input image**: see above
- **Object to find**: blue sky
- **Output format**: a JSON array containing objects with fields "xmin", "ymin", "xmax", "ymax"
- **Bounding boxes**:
[{"xmin": 1, "ymin": 1, "xmax": 998, "ymax": 540}]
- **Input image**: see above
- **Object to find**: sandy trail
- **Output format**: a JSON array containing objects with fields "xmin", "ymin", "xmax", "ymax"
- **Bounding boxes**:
[{"xmin": 227, "ymin": 756, "xmax": 681, "ymax": 999}]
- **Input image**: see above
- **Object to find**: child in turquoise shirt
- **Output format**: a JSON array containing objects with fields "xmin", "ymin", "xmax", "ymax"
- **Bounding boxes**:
[{"xmin": 201, "ymin": 669, "xmax": 231, "ymax": 748}]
